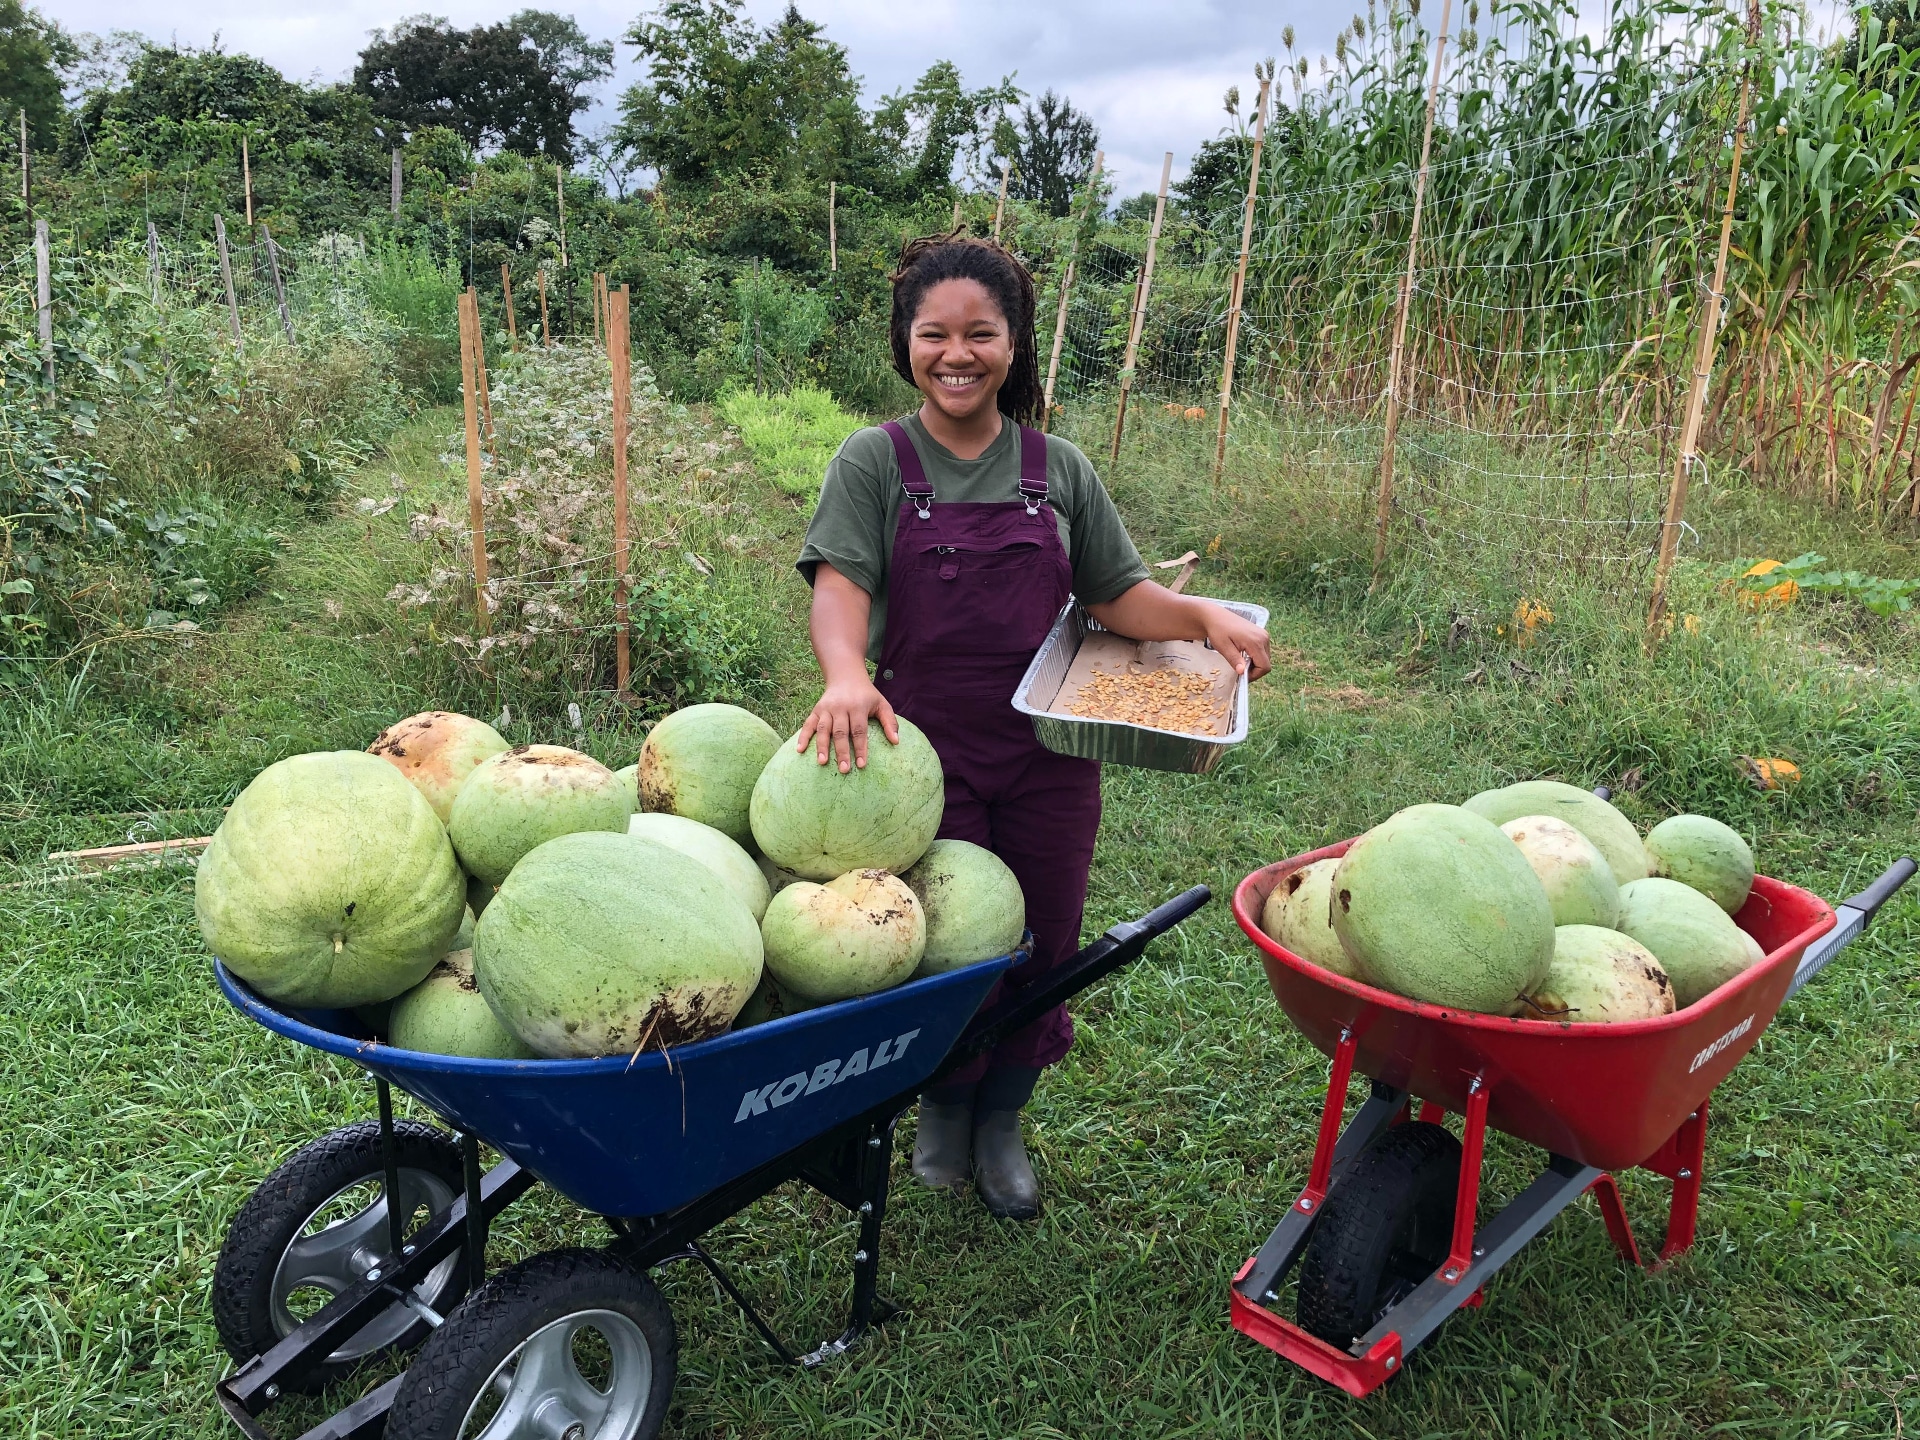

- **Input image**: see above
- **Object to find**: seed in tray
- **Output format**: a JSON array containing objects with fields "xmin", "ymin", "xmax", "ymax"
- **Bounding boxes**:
[{"xmin": 1065, "ymin": 666, "xmax": 1227, "ymax": 733}]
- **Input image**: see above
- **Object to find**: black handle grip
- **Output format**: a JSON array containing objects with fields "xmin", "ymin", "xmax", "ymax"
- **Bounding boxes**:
[
  {"xmin": 1841, "ymin": 858, "xmax": 1916, "ymax": 922},
  {"xmin": 1101, "ymin": 883, "xmax": 1214, "ymax": 948}
]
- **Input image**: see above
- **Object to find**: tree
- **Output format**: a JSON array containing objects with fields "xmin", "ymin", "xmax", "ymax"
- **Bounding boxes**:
[
  {"xmin": 871, "ymin": 60, "xmax": 1018, "ymax": 194},
  {"xmin": 354, "ymin": 12, "xmax": 612, "ymax": 162},
  {"xmin": 0, "ymin": 0, "xmax": 76, "ymax": 150},
  {"xmin": 617, "ymin": 0, "xmax": 881, "ymax": 189},
  {"xmin": 992, "ymin": 89, "xmax": 1098, "ymax": 217}
]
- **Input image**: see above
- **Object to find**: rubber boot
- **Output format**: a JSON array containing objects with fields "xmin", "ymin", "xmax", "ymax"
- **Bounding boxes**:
[
  {"xmin": 912, "ymin": 1083, "xmax": 974, "ymax": 1190},
  {"xmin": 972, "ymin": 1067, "xmax": 1043, "ymax": 1220}
]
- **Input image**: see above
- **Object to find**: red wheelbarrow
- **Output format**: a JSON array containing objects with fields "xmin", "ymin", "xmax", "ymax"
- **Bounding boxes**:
[{"xmin": 1227, "ymin": 839, "xmax": 1914, "ymax": 1398}]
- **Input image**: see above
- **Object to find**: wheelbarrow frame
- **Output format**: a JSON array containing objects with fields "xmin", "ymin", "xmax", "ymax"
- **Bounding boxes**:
[
  {"xmin": 213, "ymin": 886, "xmax": 1211, "ymax": 1440},
  {"xmin": 1226, "ymin": 847, "xmax": 1913, "ymax": 1399}
]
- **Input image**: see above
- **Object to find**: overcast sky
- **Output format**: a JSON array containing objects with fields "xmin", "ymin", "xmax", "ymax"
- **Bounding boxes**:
[{"xmin": 53, "ymin": 0, "xmax": 1856, "ymax": 198}]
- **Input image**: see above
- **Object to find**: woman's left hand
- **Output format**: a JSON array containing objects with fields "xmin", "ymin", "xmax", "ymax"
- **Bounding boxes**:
[{"xmin": 1200, "ymin": 602, "xmax": 1272, "ymax": 680}]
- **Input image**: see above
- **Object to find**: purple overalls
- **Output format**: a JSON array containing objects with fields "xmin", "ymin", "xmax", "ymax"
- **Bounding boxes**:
[{"xmin": 874, "ymin": 420, "xmax": 1104, "ymax": 1087}]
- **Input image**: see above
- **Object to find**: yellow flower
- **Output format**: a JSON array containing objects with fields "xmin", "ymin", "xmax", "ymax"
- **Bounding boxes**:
[
  {"xmin": 1743, "ymin": 558, "xmax": 1783, "ymax": 578},
  {"xmin": 1511, "ymin": 598, "xmax": 1554, "ymax": 647},
  {"xmin": 1683, "ymin": 614, "xmax": 1701, "ymax": 634},
  {"xmin": 1205, "ymin": 534, "xmax": 1223, "ymax": 558}
]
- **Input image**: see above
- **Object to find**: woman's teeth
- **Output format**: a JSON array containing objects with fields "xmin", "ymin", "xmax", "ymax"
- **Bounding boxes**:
[{"xmin": 936, "ymin": 374, "xmax": 980, "ymax": 387}]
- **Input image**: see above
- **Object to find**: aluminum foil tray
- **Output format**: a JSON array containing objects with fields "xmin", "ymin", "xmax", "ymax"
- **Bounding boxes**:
[{"xmin": 1010, "ymin": 598, "xmax": 1267, "ymax": 774}]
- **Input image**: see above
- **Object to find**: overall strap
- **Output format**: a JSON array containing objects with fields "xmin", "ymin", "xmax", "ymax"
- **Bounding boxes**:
[
  {"xmin": 880, "ymin": 420, "xmax": 933, "ymax": 518},
  {"xmin": 1017, "ymin": 425, "xmax": 1049, "ymax": 513}
]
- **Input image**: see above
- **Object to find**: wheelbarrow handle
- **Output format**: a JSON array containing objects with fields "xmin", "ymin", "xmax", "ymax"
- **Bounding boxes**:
[
  {"xmin": 1842, "ymin": 857, "xmax": 1916, "ymax": 921},
  {"xmin": 939, "ymin": 884, "xmax": 1213, "ymax": 1073}
]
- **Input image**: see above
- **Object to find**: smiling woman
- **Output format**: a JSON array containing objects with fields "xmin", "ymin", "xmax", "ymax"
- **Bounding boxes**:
[{"xmin": 790, "ymin": 230, "xmax": 1272, "ymax": 1222}]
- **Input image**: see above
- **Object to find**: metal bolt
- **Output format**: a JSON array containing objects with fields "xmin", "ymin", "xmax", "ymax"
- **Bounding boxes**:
[
  {"xmin": 1444, "ymin": 1267, "xmax": 1460, "ymax": 1280},
  {"xmin": 1678, "ymin": 1167, "xmax": 1693, "ymax": 1179},
  {"xmin": 366, "ymin": 1268, "xmax": 381, "ymax": 1282},
  {"xmin": 858, "ymin": 1201, "xmax": 873, "ymax": 1214},
  {"xmin": 868, "ymin": 1136, "xmax": 882, "ymax": 1149},
  {"xmin": 1299, "ymin": 1198, "xmax": 1314, "ymax": 1211},
  {"xmin": 1384, "ymin": 1356, "xmax": 1397, "ymax": 1371},
  {"xmin": 1468, "ymin": 1076, "xmax": 1483, "ymax": 1094},
  {"xmin": 264, "ymin": 1384, "xmax": 281, "ymax": 1401},
  {"xmin": 1263, "ymin": 1289, "xmax": 1278, "ymax": 1303},
  {"xmin": 854, "ymin": 1249, "xmax": 869, "ymax": 1262},
  {"xmin": 1473, "ymin": 1247, "xmax": 1485, "ymax": 1257},
  {"xmin": 403, "ymin": 1244, "xmax": 416, "ymax": 1256}
]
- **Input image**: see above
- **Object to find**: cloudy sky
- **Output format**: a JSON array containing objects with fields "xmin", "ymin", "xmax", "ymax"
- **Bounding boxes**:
[{"xmin": 55, "ymin": 0, "xmax": 1856, "ymax": 197}]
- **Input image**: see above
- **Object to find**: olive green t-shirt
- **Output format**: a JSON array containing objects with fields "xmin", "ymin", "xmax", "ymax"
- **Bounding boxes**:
[{"xmin": 796, "ymin": 412, "xmax": 1150, "ymax": 660}]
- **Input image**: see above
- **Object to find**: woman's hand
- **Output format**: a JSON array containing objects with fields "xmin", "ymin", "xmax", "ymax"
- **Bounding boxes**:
[
  {"xmin": 797, "ymin": 678, "xmax": 899, "ymax": 773},
  {"xmin": 1198, "ymin": 602, "xmax": 1273, "ymax": 681}
]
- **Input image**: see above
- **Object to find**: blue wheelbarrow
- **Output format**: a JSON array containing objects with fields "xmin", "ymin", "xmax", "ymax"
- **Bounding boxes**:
[{"xmin": 210, "ymin": 886, "xmax": 1211, "ymax": 1440}]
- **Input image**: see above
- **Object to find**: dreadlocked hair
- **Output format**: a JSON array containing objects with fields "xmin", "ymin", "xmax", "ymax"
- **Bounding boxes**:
[{"xmin": 889, "ymin": 231, "xmax": 1044, "ymax": 427}]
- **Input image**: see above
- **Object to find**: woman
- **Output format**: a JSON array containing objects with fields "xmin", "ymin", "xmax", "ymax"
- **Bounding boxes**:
[{"xmin": 795, "ymin": 233, "xmax": 1271, "ymax": 1219}]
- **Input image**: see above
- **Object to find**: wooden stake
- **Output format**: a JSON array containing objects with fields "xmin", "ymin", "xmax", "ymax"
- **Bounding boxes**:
[
  {"xmin": 457, "ymin": 291, "xmax": 490, "ymax": 631},
  {"xmin": 261, "ymin": 227, "xmax": 294, "ymax": 343},
  {"xmin": 592, "ymin": 271, "xmax": 605, "ymax": 347},
  {"xmin": 33, "ymin": 217, "xmax": 51, "ymax": 388},
  {"xmin": 1648, "ymin": 7, "xmax": 1759, "ymax": 641},
  {"xmin": 18, "ymin": 108, "xmax": 28, "ymax": 214},
  {"xmin": 214, "ymin": 213, "xmax": 244, "ymax": 353},
  {"xmin": 951, "ymin": 196, "xmax": 963, "ymax": 232},
  {"xmin": 468, "ymin": 286, "xmax": 496, "ymax": 451},
  {"xmin": 555, "ymin": 163, "xmax": 569, "ymax": 269},
  {"xmin": 1370, "ymin": 0, "xmax": 1453, "ymax": 584},
  {"xmin": 1212, "ymin": 79, "xmax": 1271, "ymax": 486},
  {"xmin": 828, "ymin": 180, "xmax": 838, "ymax": 271},
  {"xmin": 610, "ymin": 285, "xmax": 633, "ymax": 694},
  {"xmin": 1042, "ymin": 150, "xmax": 1104, "ymax": 433},
  {"xmin": 391, "ymin": 146, "xmax": 402, "ymax": 217},
  {"xmin": 501, "ymin": 263, "xmax": 518, "ymax": 351},
  {"xmin": 242, "ymin": 135, "xmax": 253, "ymax": 227},
  {"xmin": 1111, "ymin": 150, "xmax": 1174, "ymax": 466},
  {"xmin": 537, "ymin": 268, "xmax": 551, "ymax": 345},
  {"xmin": 147, "ymin": 220, "xmax": 162, "ymax": 305},
  {"xmin": 992, "ymin": 160, "xmax": 1012, "ymax": 240}
]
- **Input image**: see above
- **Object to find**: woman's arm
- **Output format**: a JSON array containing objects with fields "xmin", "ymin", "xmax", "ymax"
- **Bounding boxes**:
[
  {"xmin": 1086, "ymin": 583, "xmax": 1274, "ymax": 680},
  {"xmin": 796, "ymin": 562, "xmax": 900, "ymax": 772}
]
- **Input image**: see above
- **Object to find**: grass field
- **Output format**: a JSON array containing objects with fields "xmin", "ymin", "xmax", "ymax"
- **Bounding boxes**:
[{"xmin": 2, "ymin": 392, "xmax": 1917, "ymax": 1438}]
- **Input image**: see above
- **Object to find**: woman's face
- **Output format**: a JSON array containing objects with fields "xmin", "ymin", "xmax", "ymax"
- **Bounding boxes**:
[{"xmin": 908, "ymin": 278, "xmax": 1012, "ymax": 426}]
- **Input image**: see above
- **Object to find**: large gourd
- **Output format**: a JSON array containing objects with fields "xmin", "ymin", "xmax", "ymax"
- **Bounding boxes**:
[
  {"xmin": 196, "ymin": 751, "xmax": 466, "ymax": 1008},
  {"xmin": 1615, "ymin": 877, "xmax": 1757, "ymax": 1008},
  {"xmin": 389, "ymin": 949, "xmax": 536, "ymax": 1059},
  {"xmin": 638, "ymin": 703, "xmax": 781, "ymax": 845},
  {"xmin": 368, "ymin": 711, "xmax": 509, "ymax": 824},
  {"xmin": 1520, "ymin": 926, "xmax": 1675, "ymax": 1023},
  {"xmin": 1260, "ymin": 857, "xmax": 1361, "ymax": 979},
  {"xmin": 1644, "ymin": 814, "xmax": 1754, "ymax": 914},
  {"xmin": 448, "ymin": 745, "xmax": 632, "ymax": 886},
  {"xmin": 901, "ymin": 839, "xmax": 1025, "ymax": 977},
  {"xmin": 628, "ymin": 812, "xmax": 772, "ymax": 921},
  {"xmin": 751, "ymin": 719, "xmax": 944, "ymax": 881},
  {"xmin": 762, "ymin": 870, "xmax": 926, "ymax": 1003},
  {"xmin": 1500, "ymin": 815, "xmax": 1620, "ymax": 928},
  {"xmin": 1462, "ymin": 779, "xmax": 1648, "ymax": 883}
]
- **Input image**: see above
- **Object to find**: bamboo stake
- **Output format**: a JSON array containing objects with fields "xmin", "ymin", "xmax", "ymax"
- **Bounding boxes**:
[
  {"xmin": 18, "ymin": 108, "xmax": 28, "ymax": 214},
  {"xmin": 1212, "ymin": 78, "xmax": 1272, "ymax": 486},
  {"xmin": 1647, "ymin": 7, "xmax": 1759, "ymax": 642},
  {"xmin": 1042, "ymin": 151, "xmax": 1103, "ymax": 433},
  {"xmin": 391, "ymin": 145, "xmax": 402, "ymax": 217},
  {"xmin": 242, "ymin": 135, "xmax": 253, "ymax": 227},
  {"xmin": 261, "ymin": 227, "xmax": 294, "ymax": 343},
  {"xmin": 992, "ymin": 160, "xmax": 1011, "ymax": 240},
  {"xmin": 1369, "ymin": 0, "xmax": 1453, "ymax": 585},
  {"xmin": 592, "ymin": 271, "xmax": 605, "ymax": 347},
  {"xmin": 555, "ymin": 163, "xmax": 569, "ymax": 268},
  {"xmin": 610, "ymin": 285, "xmax": 633, "ymax": 694},
  {"xmin": 33, "ymin": 218, "xmax": 51, "ymax": 388},
  {"xmin": 951, "ymin": 196, "xmax": 962, "ymax": 232},
  {"xmin": 457, "ymin": 291, "xmax": 490, "ymax": 631},
  {"xmin": 537, "ymin": 268, "xmax": 551, "ymax": 346},
  {"xmin": 828, "ymin": 180, "xmax": 838, "ymax": 271},
  {"xmin": 468, "ymin": 286, "xmax": 496, "ymax": 451},
  {"xmin": 147, "ymin": 220, "xmax": 162, "ymax": 305},
  {"xmin": 1111, "ymin": 150, "xmax": 1174, "ymax": 466},
  {"xmin": 214, "ymin": 213, "xmax": 244, "ymax": 353},
  {"xmin": 501, "ymin": 262, "xmax": 518, "ymax": 351}
]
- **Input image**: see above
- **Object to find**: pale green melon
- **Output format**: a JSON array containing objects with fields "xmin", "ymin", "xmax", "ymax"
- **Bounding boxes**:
[
  {"xmin": 448, "ymin": 744, "xmax": 631, "ymax": 885},
  {"xmin": 1462, "ymin": 780, "xmax": 1649, "ymax": 883},
  {"xmin": 901, "ymin": 839, "xmax": 1026, "ymax": 977},
  {"xmin": 762, "ymin": 870, "xmax": 925, "ymax": 1003},
  {"xmin": 751, "ymin": 718, "xmax": 944, "ymax": 880},
  {"xmin": 629, "ymin": 812, "xmax": 772, "ymax": 921},
  {"xmin": 389, "ymin": 949, "xmax": 536, "ymax": 1059},
  {"xmin": 1260, "ymin": 857, "xmax": 1361, "ymax": 979},
  {"xmin": 1740, "ymin": 927, "xmax": 1766, "ymax": 965},
  {"xmin": 1615, "ymin": 877, "xmax": 1756, "ymax": 1008},
  {"xmin": 357, "ymin": 906, "xmax": 475, "ymax": 1033},
  {"xmin": 638, "ymin": 703, "xmax": 781, "ymax": 844},
  {"xmin": 1644, "ymin": 814, "xmax": 1755, "ymax": 914},
  {"xmin": 1500, "ymin": 815, "xmax": 1620, "ymax": 928},
  {"xmin": 614, "ymin": 763, "xmax": 640, "ymax": 816},
  {"xmin": 1520, "ymin": 925, "xmax": 1674, "ymax": 1022},
  {"xmin": 1331, "ymin": 803, "xmax": 1555, "ymax": 1014},
  {"xmin": 474, "ymin": 831, "xmax": 763, "ymax": 1058},
  {"xmin": 196, "ymin": 751, "xmax": 466, "ymax": 1008},
  {"xmin": 368, "ymin": 711, "xmax": 510, "ymax": 824}
]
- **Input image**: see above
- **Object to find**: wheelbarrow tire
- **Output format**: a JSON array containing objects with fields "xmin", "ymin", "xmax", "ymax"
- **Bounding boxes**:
[
  {"xmin": 1296, "ymin": 1120, "xmax": 1461, "ymax": 1349},
  {"xmin": 212, "ymin": 1119, "xmax": 467, "ymax": 1391},
  {"xmin": 387, "ymin": 1247, "xmax": 677, "ymax": 1440}
]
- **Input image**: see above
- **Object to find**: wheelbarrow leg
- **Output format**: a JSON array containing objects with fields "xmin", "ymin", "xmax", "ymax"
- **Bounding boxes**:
[{"xmin": 802, "ymin": 1113, "xmax": 900, "ymax": 1367}]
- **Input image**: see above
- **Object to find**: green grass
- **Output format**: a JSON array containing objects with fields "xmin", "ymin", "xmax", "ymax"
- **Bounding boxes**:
[
  {"xmin": 718, "ymin": 385, "xmax": 869, "ymax": 498},
  {"xmin": 2, "ymin": 394, "xmax": 1918, "ymax": 1437}
]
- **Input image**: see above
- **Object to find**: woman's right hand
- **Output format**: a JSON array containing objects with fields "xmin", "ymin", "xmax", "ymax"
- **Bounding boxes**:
[{"xmin": 796, "ymin": 677, "xmax": 900, "ymax": 773}]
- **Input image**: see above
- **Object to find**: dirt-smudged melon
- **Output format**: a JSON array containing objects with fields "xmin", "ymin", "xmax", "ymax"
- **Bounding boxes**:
[
  {"xmin": 1462, "ymin": 780, "xmax": 1648, "ymax": 883},
  {"xmin": 368, "ymin": 711, "xmax": 509, "ymax": 824},
  {"xmin": 751, "ymin": 719, "xmax": 944, "ymax": 880},
  {"xmin": 1520, "ymin": 925, "xmax": 1674, "ymax": 1022},
  {"xmin": 389, "ymin": 949, "xmax": 536, "ymax": 1059},
  {"xmin": 761, "ymin": 870, "xmax": 925, "ymax": 1003},
  {"xmin": 901, "ymin": 839, "xmax": 1025, "ymax": 977},
  {"xmin": 1260, "ymin": 857, "xmax": 1360, "ymax": 978},
  {"xmin": 638, "ymin": 703, "xmax": 781, "ymax": 845},
  {"xmin": 448, "ymin": 745, "xmax": 631, "ymax": 885},
  {"xmin": 1500, "ymin": 815, "xmax": 1620, "ymax": 928}
]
